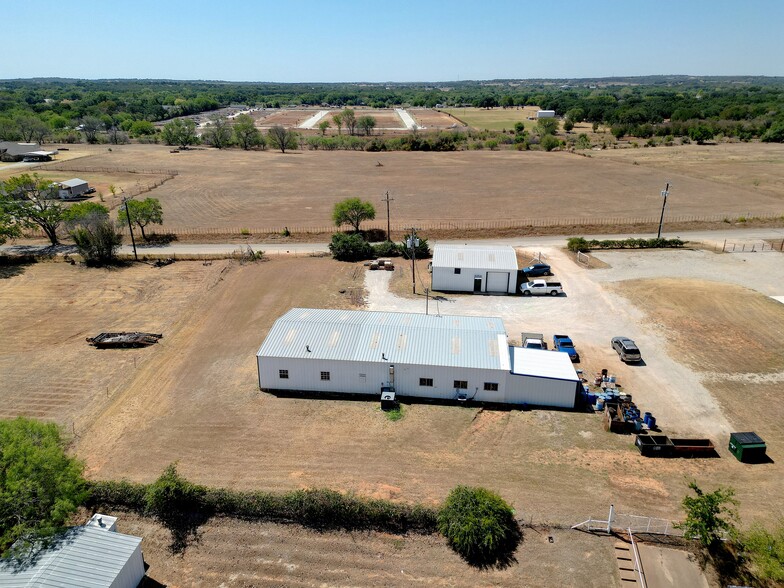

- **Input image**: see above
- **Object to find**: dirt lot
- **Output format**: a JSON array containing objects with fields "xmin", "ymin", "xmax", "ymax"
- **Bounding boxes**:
[
  {"xmin": 21, "ymin": 142, "xmax": 784, "ymax": 234},
  {"xmin": 408, "ymin": 108, "xmax": 461, "ymax": 129}
]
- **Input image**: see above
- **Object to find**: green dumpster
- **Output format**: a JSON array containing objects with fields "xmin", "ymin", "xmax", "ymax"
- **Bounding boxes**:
[{"xmin": 729, "ymin": 432, "xmax": 767, "ymax": 463}]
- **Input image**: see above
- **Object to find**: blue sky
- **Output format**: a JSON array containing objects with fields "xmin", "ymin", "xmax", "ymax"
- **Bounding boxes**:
[{"xmin": 4, "ymin": 0, "xmax": 783, "ymax": 81}]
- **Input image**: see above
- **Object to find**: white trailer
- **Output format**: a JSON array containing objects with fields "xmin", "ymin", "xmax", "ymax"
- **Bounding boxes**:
[{"xmin": 537, "ymin": 110, "xmax": 556, "ymax": 118}]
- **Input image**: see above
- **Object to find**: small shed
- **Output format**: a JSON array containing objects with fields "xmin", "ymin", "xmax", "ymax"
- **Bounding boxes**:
[
  {"xmin": 58, "ymin": 178, "xmax": 89, "ymax": 199},
  {"xmin": 431, "ymin": 245, "xmax": 519, "ymax": 294},
  {"xmin": 0, "ymin": 515, "xmax": 145, "ymax": 588},
  {"xmin": 728, "ymin": 432, "xmax": 767, "ymax": 463},
  {"xmin": 536, "ymin": 110, "xmax": 556, "ymax": 118}
]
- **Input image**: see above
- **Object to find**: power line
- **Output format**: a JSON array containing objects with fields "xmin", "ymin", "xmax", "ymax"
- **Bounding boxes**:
[{"xmin": 381, "ymin": 191, "xmax": 394, "ymax": 242}]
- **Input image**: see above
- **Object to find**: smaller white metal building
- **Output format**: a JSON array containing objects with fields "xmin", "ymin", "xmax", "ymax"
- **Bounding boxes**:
[
  {"xmin": 57, "ymin": 178, "xmax": 89, "ymax": 199},
  {"xmin": 257, "ymin": 308, "xmax": 579, "ymax": 408},
  {"xmin": 0, "ymin": 515, "xmax": 145, "ymax": 588},
  {"xmin": 536, "ymin": 110, "xmax": 556, "ymax": 118},
  {"xmin": 431, "ymin": 245, "xmax": 519, "ymax": 294}
]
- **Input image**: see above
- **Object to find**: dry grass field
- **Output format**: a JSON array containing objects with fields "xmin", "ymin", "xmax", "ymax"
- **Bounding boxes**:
[{"xmin": 20, "ymin": 142, "xmax": 784, "ymax": 235}]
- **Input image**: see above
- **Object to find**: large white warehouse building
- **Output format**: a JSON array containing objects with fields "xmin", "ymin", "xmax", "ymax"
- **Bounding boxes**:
[
  {"xmin": 431, "ymin": 245, "xmax": 520, "ymax": 294},
  {"xmin": 257, "ymin": 308, "xmax": 579, "ymax": 408}
]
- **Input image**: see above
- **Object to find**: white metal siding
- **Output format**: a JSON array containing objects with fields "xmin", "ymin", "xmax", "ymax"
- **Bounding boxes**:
[
  {"xmin": 111, "ymin": 543, "xmax": 146, "ymax": 588},
  {"xmin": 505, "ymin": 373, "xmax": 577, "ymax": 408},
  {"xmin": 485, "ymin": 271, "xmax": 510, "ymax": 293},
  {"xmin": 432, "ymin": 266, "xmax": 480, "ymax": 292}
]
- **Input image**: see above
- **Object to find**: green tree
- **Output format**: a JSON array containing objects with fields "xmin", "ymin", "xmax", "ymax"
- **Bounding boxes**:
[
  {"xmin": 161, "ymin": 118, "xmax": 198, "ymax": 148},
  {"xmin": 129, "ymin": 120, "xmax": 156, "ymax": 138},
  {"xmin": 437, "ymin": 486, "xmax": 519, "ymax": 566},
  {"xmin": 540, "ymin": 134, "xmax": 561, "ymax": 151},
  {"xmin": 341, "ymin": 108, "xmax": 357, "ymax": 135},
  {"xmin": 0, "ymin": 418, "xmax": 88, "ymax": 553},
  {"xmin": 71, "ymin": 216, "xmax": 122, "ymax": 265},
  {"xmin": 677, "ymin": 481, "xmax": 738, "ymax": 549},
  {"xmin": 328, "ymin": 232, "xmax": 374, "ymax": 261},
  {"xmin": 761, "ymin": 121, "xmax": 784, "ymax": 143},
  {"xmin": 688, "ymin": 124, "xmax": 715, "ymax": 145},
  {"xmin": 203, "ymin": 115, "xmax": 233, "ymax": 149},
  {"xmin": 117, "ymin": 197, "xmax": 163, "ymax": 241},
  {"xmin": 357, "ymin": 115, "xmax": 377, "ymax": 136},
  {"xmin": 232, "ymin": 114, "xmax": 264, "ymax": 150},
  {"xmin": 63, "ymin": 201, "xmax": 109, "ymax": 228},
  {"xmin": 267, "ymin": 125, "xmax": 298, "ymax": 153},
  {"xmin": 318, "ymin": 119, "xmax": 331, "ymax": 136},
  {"xmin": 743, "ymin": 520, "xmax": 784, "ymax": 582},
  {"xmin": 332, "ymin": 113, "xmax": 343, "ymax": 135},
  {"xmin": 513, "ymin": 122, "xmax": 526, "ymax": 135},
  {"xmin": 15, "ymin": 115, "xmax": 48, "ymax": 143},
  {"xmin": 563, "ymin": 118, "xmax": 574, "ymax": 133},
  {"xmin": 536, "ymin": 117, "xmax": 558, "ymax": 136},
  {"xmin": 0, "ymin": 174, "xmax": 63, "ymax": 245},
  {"xmin": 332, "ymin": 197, "xmax": 376, "ymax": 232},
  {"xmin": 0, "ymin": 200, "xmax": 20, "ymax": 244}
]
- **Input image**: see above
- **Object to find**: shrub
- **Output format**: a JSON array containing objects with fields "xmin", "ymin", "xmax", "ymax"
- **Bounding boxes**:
[
  {"xmin": 743, "ymin": 521, "xmax": 784, "ymax": 582},
  {"xmin": 485, "ymin": 139, "xmax": 499, "ymax": 150},
  {"xmin": 567, "ymin": 237, "xmax": 590, "ymax": 252},
  {"xmin": 540, "ymin": 135, "xmax": 560, "ymax": 151},
  {"xmin": 438, "ymin": 486, "xmax": 520, "ymax": 565},
  {"xmin": 329, "ymin": 232, "xmax": 374, "ymax": 261},
  {"xmin": 372, "ymin": 240, "xmax": 402, "ymax": 257}
]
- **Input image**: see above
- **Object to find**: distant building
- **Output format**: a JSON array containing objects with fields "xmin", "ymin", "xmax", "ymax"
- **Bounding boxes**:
[
  {"xmin": 0, "ymin": 142, "xmax": 58, "ymax": 162},
  {"xmin": 536, "ymin": 110, "xmax": 556, "ymax": 119},
  {"xmin": 0, "ymin": 514, "xmax": 146, "ymax": 588},
  {"xmin": 431, "ymin": 244, "xmax": 520, "ymax": 294}
]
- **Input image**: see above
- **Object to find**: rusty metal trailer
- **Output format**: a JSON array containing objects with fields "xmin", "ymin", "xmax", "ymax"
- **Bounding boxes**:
[{"xmin": 635, "ymin": 435, "xmax": 715, "ymax": 458}]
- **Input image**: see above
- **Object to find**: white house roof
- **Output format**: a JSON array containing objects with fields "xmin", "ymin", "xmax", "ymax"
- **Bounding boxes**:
[
  {"xmin": 432, "ymin": 245, "xmax": 518, "ymax": 271},
  {"xmin": 510, "ymin": 347, "xmax": 579, "ymax": 381},
  {"xmin": 59, "ymin": 178, "xmax": 88, "ymax": 188},
  {"xmin": 258, "ymin": 308, "xmax": 508, "ymax": 370},
  {"xmin": 24, "ymin": 151, "xmax": 58, "ymax": 157},
  {"xmin": 0, "ymin": 526, "xmax": 141, "ymax": 588}
]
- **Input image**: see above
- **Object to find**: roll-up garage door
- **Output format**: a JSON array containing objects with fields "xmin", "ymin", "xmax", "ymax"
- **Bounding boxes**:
[{"xmin": 486, "ymin": 271, "xmax": 510, "ymax": 293}]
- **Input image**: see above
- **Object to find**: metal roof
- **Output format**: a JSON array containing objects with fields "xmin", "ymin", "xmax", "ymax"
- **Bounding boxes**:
[
  {"xmin": 0, "ymin": 526, "xmax": 141, "ymax": 588},
  {"xmin": 0, "ymin": 142, "xmax": 41, "ymax": 156},
  {"xmin": 432, "ymin": 245, "xmax": 518, "ymax": 271},
  {"xmin": 510, "ymin": 347, "xmax": 579, "ymax": 381},
  {"xmin": 59, "ymin": 178, "xmax": 88, "ymax": 188},
  {"xmin": 258, "ymin": 308, "xmax": 508, "ymax": 370}
]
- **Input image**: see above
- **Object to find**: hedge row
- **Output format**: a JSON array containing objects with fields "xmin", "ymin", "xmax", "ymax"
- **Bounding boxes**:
[
  {"xmin": 87, "ymin": 468, "xmax": 438, "ymax": 534},
  {"xmin": 567, "ymin": 236, "xmax": 685, "ymax": 252}
]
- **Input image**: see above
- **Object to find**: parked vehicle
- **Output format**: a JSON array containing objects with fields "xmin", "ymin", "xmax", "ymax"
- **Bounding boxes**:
[
  {"xmin": 520, "ymin": 280, "xmax": 562, "ymax": 296},
  {"xmin": 523, "ymin": 263, "xmax": 552, "ymax": 277},
  {"xmin": 521, "ymin": 332, "xmax": 547, "ymax": 350},
  {"xmin": 84, "ymin": 187, "xmax": 96, "ymax": 194},
  {"xmin": 611, "ymin": 336, "xmax": 642, "ymax": 363},
  {"xmin": 553, "ymin": 334, "xmax": 580, "ymax": 362}
]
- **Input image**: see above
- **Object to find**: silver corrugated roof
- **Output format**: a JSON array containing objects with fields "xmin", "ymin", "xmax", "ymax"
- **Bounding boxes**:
[
  {"xmin": 510, "ymin": 347, "xmax": 579, "ymax": 381},
  {"xmin": 258, "ymin": 308, "xmax": 508, "ymax": 370},
  {"xmin": 432, "ymin": 245, "xmax": 518, "ymax": 271},
  {"xmin": 0, "ymin": 527, "xmax": 141, "ymax": 588},
  {"xmin": 59, "ymin": 178, "xmax": 88, "ymax": 188}
]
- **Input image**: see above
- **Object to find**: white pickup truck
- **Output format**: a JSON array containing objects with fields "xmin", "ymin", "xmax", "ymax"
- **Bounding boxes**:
[{"xmin": 520, "ymin": 280, "xmax": 563, "ymax": 296}]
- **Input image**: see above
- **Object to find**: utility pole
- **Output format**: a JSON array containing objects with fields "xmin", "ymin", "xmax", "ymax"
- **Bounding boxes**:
[
  {"xmin": 656, "ymin": 182, "xmax": 671, "ymax": 239},
  {"xmin": 425, "ymin": 288, "xmax": 429, "ymax": 315},
  {"xmin": 407, "ymin": 227, "xmax": 419, "ymax": 295},
  {"xmin": 123, "ymin": 197, "xmax": 138, "ymax": 261},
  {"xmin": 381, "ymin": 191, "xmax": 394, "ymax": 242}
]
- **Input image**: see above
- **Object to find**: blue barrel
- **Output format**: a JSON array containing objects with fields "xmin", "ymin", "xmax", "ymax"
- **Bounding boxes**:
[
  {"xmin": 644, "ymin": 412, "xmax": 652, "ymax": 425},
  {"xmin": 648, "ymin": 416, "xmax": 656, "ymax": 429},
  {"xmin": 634, "ymin": 419, "xmax": 643, "ymax": 431},
  {"xmin": 596, "ymin": 397, "xmax": 605, "ymax": 410}
]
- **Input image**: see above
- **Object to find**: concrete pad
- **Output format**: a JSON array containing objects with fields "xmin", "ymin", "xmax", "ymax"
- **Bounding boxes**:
[{"xmin": 637, "ymin": 544, "xmax": 709, "ymax": 588}]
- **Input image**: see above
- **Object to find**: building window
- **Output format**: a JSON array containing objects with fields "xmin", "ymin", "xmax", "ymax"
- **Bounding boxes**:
[
  {"xmin": 320, "ymin": 371, "xmax": 330, "ymax": 381},
  {"xmin": 279, "ymin": 369, "xmax": 289, "ymax": 379},
  {"xmin": 419, "ymin": 378, "xmax": 433, "ymax": 387},
  {"xmin": 454, "ymin": 268, "xmax": 461, "ymax": 274},
  {"xmin": 484, "ymin": 382, "xmax": 499, "ymax": 391},
  {"xmin": 454, "ymin": 380, "xmax": 468, "ymax": 389}
]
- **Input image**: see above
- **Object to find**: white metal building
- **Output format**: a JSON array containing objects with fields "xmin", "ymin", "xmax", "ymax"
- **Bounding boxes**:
[
  {"xmin": 431, "ymin": 245, "xmax": 519, "ymax": 294},
  {"xmin": 536, "ymin": 109, "xmax": 556, "ymax": 118},
  {"xmin": 57, "ymin": 178, "xmax": 89, "ymax": 199},
  {"xmin": 257, "ymin": 308, "xmax": 579, "ymax": 408},
  {"xmin": 0, "ymin": 515, "xmax": 145, "ymax": 588}
]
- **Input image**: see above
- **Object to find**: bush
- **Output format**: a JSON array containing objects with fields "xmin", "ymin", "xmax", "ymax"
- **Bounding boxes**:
[
  {"xmin": 372, "ymin": 240, "xmax": 402, "ymax": 257},
  {"xmin": 567, "ymin": 237, "xmax": 590, "ymax": 252},
  {"xmin": 329, "ymin": 232, "xmax": 374, "ymax": 261},
  {"xmin": 567, "ymin": 236, "xmax": 684, "ymax": 251},
  {"xmin": 438, "ymin": 486, "xmax": 520, "ymax": 565},
  {"xmin": 743, "ymin": 521, "xmax": 784, "ymax": 582},
  {"xmin": 540, "ymin": 135, "xmax": 561, "ymax": 151}
]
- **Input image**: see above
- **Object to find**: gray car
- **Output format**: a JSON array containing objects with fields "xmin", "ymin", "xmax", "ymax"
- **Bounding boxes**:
[{"xmin": 611, "ymin": 337, "xmax": 642, "ymax": 363}]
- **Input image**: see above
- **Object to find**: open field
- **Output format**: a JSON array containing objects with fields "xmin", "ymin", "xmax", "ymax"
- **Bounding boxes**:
[
  {"xmin": 17, "ymin": 142, "xmax": 784, "ymax": 235},
  {"xmin": 443, "ymin": 106, "xmax": 543, "ymax": 131},
  {"xmin": 113, "ymin": 513, "xmax": 620, "ymax": 587}
]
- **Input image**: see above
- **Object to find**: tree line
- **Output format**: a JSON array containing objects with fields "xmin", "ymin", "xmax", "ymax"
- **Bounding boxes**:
[{"xmin": 1, "ymin": 78, "xmax": 783, "ymax": 144}]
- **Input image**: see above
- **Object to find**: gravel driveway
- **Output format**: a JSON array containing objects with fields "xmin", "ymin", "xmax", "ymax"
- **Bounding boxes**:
[{"xmin": 366, "ymin": 245, "xmax": 784, "ymax": 438}]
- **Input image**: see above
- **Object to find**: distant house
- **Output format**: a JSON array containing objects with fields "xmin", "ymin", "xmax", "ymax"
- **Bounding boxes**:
[
  {"xmin": 0, "ymin": 142, "xmax": 58, "ymax": 162},
  {"xmin": 0, "ymin": 514, "xmax": 146, "ymax": 588},
  {"xmin": 57, "ymin": 178, "xmax": 89, "ymax": 199},
  {"xmin": 536, "ymin": 110, "xmax": 556, "ymax": 119}
]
